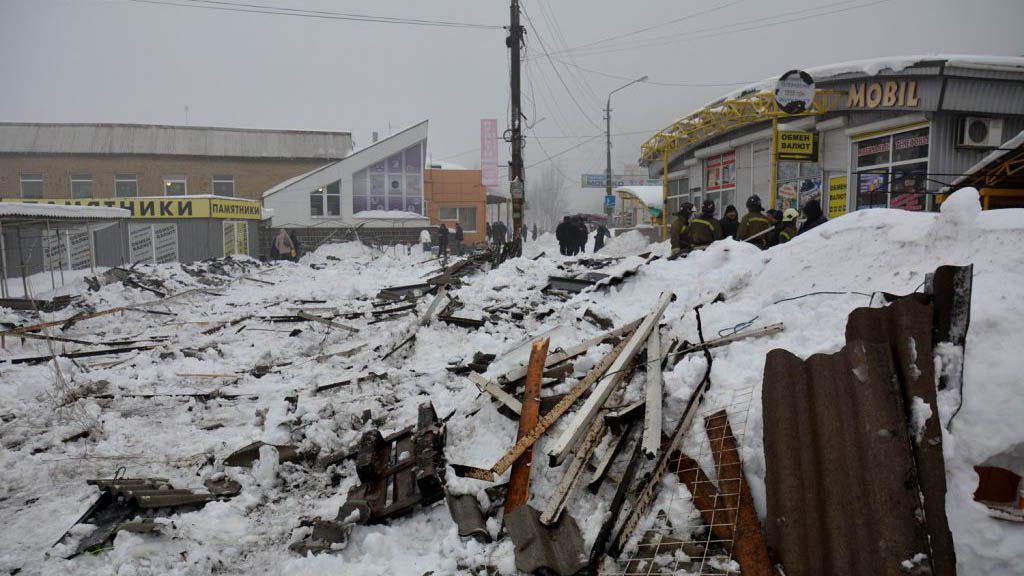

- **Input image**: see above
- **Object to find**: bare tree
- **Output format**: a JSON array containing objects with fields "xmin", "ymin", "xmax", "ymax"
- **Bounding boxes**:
[{"xmin": 526, "ymin": 163, "xmax": 568, "ymax": 233}]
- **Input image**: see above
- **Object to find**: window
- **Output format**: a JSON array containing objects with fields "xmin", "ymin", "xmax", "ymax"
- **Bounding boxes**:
[
  {"xmin": 70, "ymin": 173, "xmax": 93, "ymax": 199},
  {"xmin": 310, "ymin": 181, "xmax": 341, "ymax": 217},
  {"xmin": 438, "ymin": 206, "xmax": 477, "ymax": 232},
  {"xmin": 115, "ymin": 174, "xmax": 138, "ymax": 197},
  {"xmin": 352, "ymin": 141, "xmax": 425, "ymax": 215},
  {"xmin": 705, "ymin": 151, "xmax": 736, "ymax": 192},
  {"xmin": 855, "ymin": 127, "xmax": 930, "ymax": 211},
  {"xmin": 776, "ymin": 161, "xmax": 822, "ymax": 212},
  {"xmin": 20, "ymin": 173, "xmax": 43, "ymax": 199},
  {"xmin": 163, "ymin": 175, "xmax": 186, "ymax": 196},
  {"xmin": 213, "ymin": 175, "xmax": 234, "ymax": 197}
]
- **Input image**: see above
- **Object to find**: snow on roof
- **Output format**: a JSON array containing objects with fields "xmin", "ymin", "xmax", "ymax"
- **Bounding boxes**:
[
  {"xmin": 944, "ymin": 128, "xmax": 1024, "ymax": 191},
  {"xmin": 0, "ymin": 123, "xmax": 352, "ymax": 159},
  {"xmin": 0, "ymin": 202, "xmax": 130, "ymax": 220},
  {"xmin": 615, "ymin": 186, "xmax": 664, "ymax": 210},
  {"xmin": 352, "ymin": 210, "xmax": 429, "ymax": 220},
  {"xmin": 718, "ymin": 54, "xmax": 1024, "ymax": 103}
]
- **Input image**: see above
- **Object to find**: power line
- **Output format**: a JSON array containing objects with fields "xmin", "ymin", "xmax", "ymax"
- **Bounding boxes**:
[
  {"xmin": 520, "ymin": 3, "xmax": 604, "ymax": 131},
  {"xmin": 556, "ymin": 60, "xmax": 754, "ymax": 88},
  {"xmin": 545, "ymin": 0, "xmax": 894, "ymax": 58},
  {"xmin": 526, "ymin": 134, "xmax": 603, "ymax": 169},
  {"xmin": 114, "ymin": 0, "xmax": 504, "ymax": 29}
]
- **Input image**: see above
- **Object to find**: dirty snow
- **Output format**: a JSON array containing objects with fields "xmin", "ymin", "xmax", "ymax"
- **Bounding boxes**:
[{"xmin": 0, "ymin": 189, "xmax": 1022, "ymax": 574}]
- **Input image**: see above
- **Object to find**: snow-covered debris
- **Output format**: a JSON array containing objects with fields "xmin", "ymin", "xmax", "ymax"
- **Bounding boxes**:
[{"xmin": 0, "ymin": 190, "xmax": 1021, "ymax": 574}]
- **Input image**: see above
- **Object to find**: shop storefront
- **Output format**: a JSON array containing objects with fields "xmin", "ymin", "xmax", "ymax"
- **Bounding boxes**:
[{"xmin": 645, "ymin": 56, "xmax": 1024, "ymax": 221}]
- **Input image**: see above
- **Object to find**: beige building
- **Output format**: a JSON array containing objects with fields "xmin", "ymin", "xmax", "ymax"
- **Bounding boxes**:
[{"xmin": 0, "ymin": 123, "xmax": 351, "ymax": 201}]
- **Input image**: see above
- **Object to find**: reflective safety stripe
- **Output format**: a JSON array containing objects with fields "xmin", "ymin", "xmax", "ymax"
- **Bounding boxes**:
[{"xmin": 747, "ymin": 216, "xmax": 770, "ymax": 224}]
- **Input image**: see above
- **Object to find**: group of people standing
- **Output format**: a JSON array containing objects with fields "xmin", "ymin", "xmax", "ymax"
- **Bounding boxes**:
[
  {"xmin": 555, "ymin": 215, "xmax": 610, "ymax": 256},
  {"xmin": 670, "ymin": 194, "xmax": 828, "ymax": 252},
  {"xmin": 434, "ymin": 222, "xmax": 466, "ymax": 257}
]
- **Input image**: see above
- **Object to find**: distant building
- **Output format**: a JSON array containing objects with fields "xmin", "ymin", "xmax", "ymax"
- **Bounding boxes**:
[
  {"xmin": 0, "ymin": 122, "xmax": 351, "ymax": 201},
  {"xmin": 424, "ymin": 167, "xmax": 487, "ymax": 245},
  {"xmin": 613, "ymin": 185, "xmax": 663, "ymax": 227}
]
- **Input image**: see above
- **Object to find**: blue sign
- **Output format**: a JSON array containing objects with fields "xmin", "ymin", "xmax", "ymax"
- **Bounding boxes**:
[
  {"xmin": 582, "ymin": 174, "xmax": 661, "ymax": 188},
  {"xmin": 604, "ymin": 195, "xmax": 616, "ymax": 208}
]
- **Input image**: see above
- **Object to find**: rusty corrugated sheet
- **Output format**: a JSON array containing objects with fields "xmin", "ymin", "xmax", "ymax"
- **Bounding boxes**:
[{"xmin": 762, "ymin": 268, "xmax": 965, "ymax": 576}]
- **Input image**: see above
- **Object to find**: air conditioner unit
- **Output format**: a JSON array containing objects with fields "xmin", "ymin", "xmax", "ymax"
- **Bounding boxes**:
[{"xmin": 959, "ymin": 117, "xmax": 1003, "ymax": 148}]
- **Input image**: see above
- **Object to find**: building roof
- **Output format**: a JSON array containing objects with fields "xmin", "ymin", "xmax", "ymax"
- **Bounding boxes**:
[
  {"xmin": 0, "ymin": 202, "xmax": 130, "ymax": 220},
  {"xmin": 615, "ymin": 185, "xmax": 664, "ymax": 210},
  {"xmin": 262, "ymin": 121, "xmax": 428, "ymax": 199},
  {"xmin": 945, "ymin": 128, "xmax": 1024, "ymax": 191},
  {"xmin": 0, "ymin": 122, "xmax": 352, "ymax": 159}
]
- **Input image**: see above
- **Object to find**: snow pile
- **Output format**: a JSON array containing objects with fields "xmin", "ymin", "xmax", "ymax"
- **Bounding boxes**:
[
  {"xmin": 601, "ymin": 229, "xmax": 655, "ymax": 256},
  {"xmin": 0, "ymin": 190, "xmax": 1021, "ymax": 574}
]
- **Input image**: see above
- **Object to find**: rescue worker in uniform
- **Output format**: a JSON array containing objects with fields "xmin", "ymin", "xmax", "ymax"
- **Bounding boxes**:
[
  {"xmin": 737, "ymin": 195, "xmax": 772, "ymax": 249},
  {"xmin": 686, "ymin": 199, "xmax": 723, "ymax": 247},
  {"xmin": 669, "ymin": 202, "xmax": 694, "ymax": 252},
  {"xmin": 777, "ymin": 208, "xmax": 799, "ymax": 244}
]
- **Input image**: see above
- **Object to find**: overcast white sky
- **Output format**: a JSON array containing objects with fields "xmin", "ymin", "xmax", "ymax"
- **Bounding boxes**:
[{"xmin": 2, "ymin": 0, "xmax": 1022, "ymax": 213}]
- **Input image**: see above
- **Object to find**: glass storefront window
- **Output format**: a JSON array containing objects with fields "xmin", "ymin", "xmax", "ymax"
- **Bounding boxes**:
[
  {"xmin": 855, "ymin": 127, "xmax": 930, "ymax": 211},
  {"xmin": 350, "ymin": 141, "xmax": 425, "ymax": 215},
  {"xmin": 856, "ymin": 136, "xmax": 891, "ymax": 167}
]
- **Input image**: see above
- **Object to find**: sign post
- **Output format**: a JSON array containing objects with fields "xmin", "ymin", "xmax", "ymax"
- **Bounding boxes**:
[{"xmin": 771, "ymin": 70, "xmax": 815, "ymax": 208}]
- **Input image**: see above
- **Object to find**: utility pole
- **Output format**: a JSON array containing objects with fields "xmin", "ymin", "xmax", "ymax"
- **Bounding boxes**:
[
  {"xmin": 507, "ymin": 0, "xmax": 525, "ymax": 255},
  {"xmin": 605, "ymin": 76, "xmax": 647, "ymax": 227}
]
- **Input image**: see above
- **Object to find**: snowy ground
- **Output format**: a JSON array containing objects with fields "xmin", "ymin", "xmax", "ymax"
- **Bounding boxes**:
[{"xmin": 0, "ymin": 189, "xmax": 1022, "ymax": 575}]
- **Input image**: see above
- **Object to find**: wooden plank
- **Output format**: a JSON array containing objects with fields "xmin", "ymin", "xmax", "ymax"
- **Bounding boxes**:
[
  {"xmin": 296, "ymin": 311, "xmax": 359, "ymax": 333},
  {"xmin": 539, "ymin": 418, "xmax": 605, "ymax": 525},
  {"xmin": 504, "ymin": 338, "xmax": 549, "ymax": 514},
  {"xmin": 642, "ymin": 327, "xmax": 664, "ymax": 459},
  {"xmin": 495, "ymin": 318, "xmax": 642, "ymax": 385},
  {"xmin": 419, "ymin": 285, "xmax": 448, "ymax": 326},
  {"xmin": 452, "ymin": 332, "xmax": 636, "ymax": 482},
  {"xmin": 547, "ymin": 292, "xmax": 674, "ymax": 466},
  {"xmin": 468, "ymin": 372, "xmax": 521, "ymax": 414}
]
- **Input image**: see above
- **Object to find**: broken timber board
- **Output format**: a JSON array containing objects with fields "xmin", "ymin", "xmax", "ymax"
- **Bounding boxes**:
[
  {"xmin": 504, "ymin": 338, "xmax": 549, "ymax": 514},
  {"xmin": 419, "ymin": 285, "xmax": 448, "ymax": 326},
  {"xmin": 539, "ymin": 417, "xmax": 605, "ymax": 525},
  {"xmin": 452, "ymin": 332, "xmax": 635, "ymax": 482},
  {"xmin": 642, "ymin": 326, "xmax": 664, "ymax": 459},
  {"xmin": 297, "ymin": 311, "xmax": 359, "ymax": 333},
  {"xmin": 468, "ymin": 371, "xmax": 522, "ymax": 415},
  {"xmin": 6, "ymin": 344, "xmax": 158, "ymax": 365},
  {"xmin": 547, "ymin": 292, "xmax": 674, "ymax": 466}
]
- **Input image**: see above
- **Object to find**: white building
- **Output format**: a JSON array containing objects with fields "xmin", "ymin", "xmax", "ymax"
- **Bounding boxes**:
[{"xmin": 262, "ymin": 122, "xmax": 430, "ymax": 247}]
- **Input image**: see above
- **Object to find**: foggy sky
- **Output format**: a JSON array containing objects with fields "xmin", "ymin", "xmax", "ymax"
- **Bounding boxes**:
[{"xmin": 2, "ymin": 0, "xmax": 1022, "ymax": 214}]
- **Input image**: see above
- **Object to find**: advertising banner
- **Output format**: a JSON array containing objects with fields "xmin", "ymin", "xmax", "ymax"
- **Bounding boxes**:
[
  {"xmin": 480, "ymin": 119, "xmax": 499, "ymax": 188},
  {"xmin": 154, "ymin": 224, "xmax": 178, "ymax": 263},
  {"xmin": 857, "ymin": 172, "xmax": 888, "ymax": 209},
  {"xmin": 890, "ymin": 163, "xmax": 927, "ymax": 211},
  {"xmin": 705, "ymin": 151, "xmax": 736, "ymax": 191},
  {"xmin": 776, "ymin": 131, "xmax": 819, "ymax": 161},
  {"xmin": 828, "ymin": 175, "xmax": 848, "ymax": 219},
  {"xmin": 581, "ymin": 174, "xmax": 662, "ymax": 188},
  {"xmin": 68, "ymin": 230, "xmax": 92, "ymax": 270},
  {"xmin": 777, "ymin": 178, "xmax": 822, "ymax": 212},
  {"xmin": 1, "ymin": 197, "xmax": 262, "ymax": 220},
  {"xmin": 129, "ymin": 224, "xmax": 155, "ymax": 264},
  {"xmin": 41, "ymin": 230, "xmax": 64, "ymax": 271}
]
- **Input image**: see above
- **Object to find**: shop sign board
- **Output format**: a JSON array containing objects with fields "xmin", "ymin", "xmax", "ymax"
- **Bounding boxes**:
[
  {"xmin": 1, "ymin": 197, "xmax": 261, "ymax": 220},
  {"xmin": 776, "ymin": 131, "xmax": 819, "ymax": 161},
  {"xmin": 68, "ymin": 231, "xmax": 92, "ymax": 270},
  {"xmin": 480, "ymin": 119, "xmax": 499, "ymax": 188},
  {"xmin": 153, "ymin": 224, "xmax": 178, "ymax": 264},
  {"xmin": 582, "ymin": 174, "xmax": 662, "ymax": 188},
  {"xmin": 775, "ymin": 70, "xmax": 815, "ymax": 114},
  {"xmin": 129, "ymin": 224, "xmax": 155, "ymax": 265},
  {"xmin": 847, "ymin": 80, "xmax": 921, "ymax": 109},
  {"xmin": 828, "ymin": 175, "xmax": 848, "ymax": 218}
]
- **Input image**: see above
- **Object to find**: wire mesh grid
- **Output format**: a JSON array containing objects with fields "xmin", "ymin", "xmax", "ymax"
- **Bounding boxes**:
[{"xmin": 603, "ymin": 386, "xmax": 756, "ymax": 576}]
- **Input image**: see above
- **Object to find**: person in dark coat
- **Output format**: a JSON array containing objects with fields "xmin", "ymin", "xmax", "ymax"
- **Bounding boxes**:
[
  {"xmin": 766, "ymin": 209, "xmax": 784, "ymax": 247},
  {"xmin": 532, "ymin": 223, "xmax": 538, "ymax": 241},
  {"xmin": 493, "ymin": 221, "xmax": 506, "ymax": 250},
  {"xmin": 572, "ymin": 216, "xmax": 588, "ymax": 255},
  {"xmin": 593, "ymin": 224, "xmax": 610, "ymax": 252},
  {"xmin": 720, "ymin": 204, "xmax": 739, "ymax": 239},
  {"xmin": 686, "ymin": 199, "xmax": 723, "ymax": 247},
  {"xmin": 453, "ymin": 222, "xmax": 464, "ymax": 255},
  {"xmin": 437, "ymin": 223, "xmax": 449, "ymax": 257},
  {"xmin": 798, "ymin": 199, "xmax": 828, "ymax": 235},
  {"xmin": 287, "ymin": 231, "xmax": 302, "ymax": 262},
  {"xmin": 521, "ymin": 223, "xmax": 528, "ymax": 242},
  {"xmin": 737, "ymin": 195, "xmax": 772, "ymax": 249},
  {"xmin": 555, "ymin": 216, "xmax": 570, "ymax": 256},
  {"xmin": 485, "ymin": 222, "xmax": 492, "ymax": 245}
]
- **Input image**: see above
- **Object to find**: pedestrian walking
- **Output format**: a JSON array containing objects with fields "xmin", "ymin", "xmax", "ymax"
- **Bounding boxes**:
[
  {"xmin": 670, "ymin": 202, "xmax": 694, "ymax": 252},
  {"xmin": 720, "ymin": 204, "xmax": 739, "ymax": 239},
  {"xmin": 798, "ymin": 199, "xmax": 828, "ymax": 235},
  {"xmin": 454, "ymin": 222, "xmax": 464, "ymax": 255},
  {"xmin": 572, "ymin": 216, "xmax": 588, "ymax": 255},
  {"xmin": 737, "ymin": 195, "xmax": 772, "ymax": 249},
  {"xmin": 686, "ymin": 199, "xmax": 723, "ymax": 247},
  {"xmin": 532, "ymin": 222, "xmax": 538, "ymax": 241},
  {"xmin": 521, "ymin": 223, "xmax": 528, "ymax": 242},
  {"xmin": 593, "ymin": 223, "xmax": 610, "ymax": 252},
  {"xmin": 274, "ymin": 228, "xmax": 295, "ymax": 261}
]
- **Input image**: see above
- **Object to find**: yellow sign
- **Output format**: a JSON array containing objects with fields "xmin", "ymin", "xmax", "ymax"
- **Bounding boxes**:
[
  {"xmin": 847, "ymin": 80, "xmax": 920, "ymax": 109},
  {"xmin": 0, "ymin": 197, "xmax": 261, "ymax": 220},
  {"xmin": 776, "ymin": 131, "xmax": 818, "ymax": 161},
  {"xmin": 828, "ymin": 176, "xmax": 848, "ymax": 218}
]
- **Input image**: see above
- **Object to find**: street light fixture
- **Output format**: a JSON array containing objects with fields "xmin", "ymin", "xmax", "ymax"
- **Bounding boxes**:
[{"xmin": 605, "ymin": 75, "xmax": 648, "ymax": 224}]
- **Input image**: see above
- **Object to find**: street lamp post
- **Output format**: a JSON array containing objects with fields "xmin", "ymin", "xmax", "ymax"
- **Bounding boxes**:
[{"xmin": 605, "ymin": 75, "xmax": 647, "ymax": 225}]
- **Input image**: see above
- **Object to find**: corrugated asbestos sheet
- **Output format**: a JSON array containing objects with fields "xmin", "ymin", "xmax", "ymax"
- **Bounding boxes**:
[
  {"xmin": 0, "ymin": 123, "xmax": 352, "ymax": 159},
  {"xmin": 762, "ymin": 266, "xmax": 968, "ymax": 576}
]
